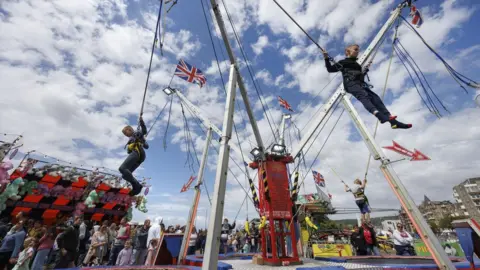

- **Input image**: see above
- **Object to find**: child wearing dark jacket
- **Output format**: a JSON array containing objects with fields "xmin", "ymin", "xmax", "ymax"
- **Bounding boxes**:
[
  {"xmin": 324, "ymin": 44, "xmax": 412, "ymax": 129},
  {"xmin": 119, "ymin": 116, "xmax": 149, "ymax": 196}
]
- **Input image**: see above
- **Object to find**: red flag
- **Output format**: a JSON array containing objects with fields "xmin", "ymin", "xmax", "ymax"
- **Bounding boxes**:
[
  {"xmin": 180, "ymin": 175, "xmax": 196, "ymax": 193},
  {"xmin": 409, "ymin": 5, "xmax": 423, "ymax": 27},
  {"xmin": 383, "ymin": 141, "xmax": 431, "ymax": 161},
  {"xmin": 278, "ymin": 96, "xmax": 294, "ymax": 112}
]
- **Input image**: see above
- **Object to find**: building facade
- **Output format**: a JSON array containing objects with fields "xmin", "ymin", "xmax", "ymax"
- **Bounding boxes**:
[
  {"xmin": 418, "ymin": 195, "xmax": 457, "ymax": 226},
  {"xmin": 381, "ymin": 219, "xmax": 401, "ymax": 232},
  {"xmin": 453, "ymin": 177, "xmax": 480, "ymax": 223},
  {"xmin": 398, "ymin": 195, "xmax": 463, "ymax": 233}
]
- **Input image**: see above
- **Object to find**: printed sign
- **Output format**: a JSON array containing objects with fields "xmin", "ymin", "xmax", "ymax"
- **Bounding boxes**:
[{"xmin": 312, "ymin": 243, "xmax": 353, "ymax": 257}]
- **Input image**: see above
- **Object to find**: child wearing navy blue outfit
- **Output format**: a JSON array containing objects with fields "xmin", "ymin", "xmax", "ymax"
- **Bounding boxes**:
[
  {"xmin": 324, "ymin": 44, "xmax": 412, "ymax": 129},
  {"xmin": 119, "ymin": 117, "xmax": 149, "ymax": 196}
]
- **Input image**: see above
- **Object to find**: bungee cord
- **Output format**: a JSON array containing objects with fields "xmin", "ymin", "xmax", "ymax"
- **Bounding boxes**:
[
  {"xmin": 199, "ymin": 0, "xmax": 261, "ymax": 213},
  {"xmin": 139, "ymin": 0, "xmax": 164, "ymax": 117},
  {"xmin": 219, "ymin": 0, "xmax": 279, "ymax": 141},
  {"xmin": 288, "ymin": 99, "xmax": 342, "ymax": 180},
  {"xmin": 271, "ymin": 0, "xmax": 326, "ymax": 53},
  {"xmin": 395, "ymin": 39, "xmax": 450, "ymax": 115},
  {"xmin": 393, "ymin": 41, "xmax": 445, "ymax": 117},
  {"xmin": 163, "ymin": 94, "xmax": 174, "ymax": 150},
  {"xmin": 179, "ymin": 98, "xmax": 262, "ymax": 213},
  {"xmin": 393, "ymin": 45, "xmax": 434, "ymax": 114},
  {"xmin": 399, "ymin": 15, "xmax": 480, "ymax": 91},
  {"xmin": 146, "ymin": 98, "xmax": 172, "ymax": 136},
  {"xmin": 287, "ymin": 107, "xmax": 345, "ymax": 227},
  {"xmin": 180, "ymin": 102, "xmax": 197, "ymax": 173}
]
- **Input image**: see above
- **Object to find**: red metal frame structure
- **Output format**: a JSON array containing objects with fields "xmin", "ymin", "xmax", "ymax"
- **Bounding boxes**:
[{"xmin": 250, "ymin": 154, "xmax": 301, "ymax": 266}]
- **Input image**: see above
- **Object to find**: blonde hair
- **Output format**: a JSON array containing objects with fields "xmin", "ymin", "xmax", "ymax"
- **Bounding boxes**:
[
  {"xmin": 122, "ymin": 126, "xmax": 134, "ymax": 134},
  {"xmin": 24, "ymin": 237, "xmax": 36, "ymax": 248},
  {"xmin": 354, "ymin": 178, "xmax": 362, "ymax": 185},
  {"xmin": 345, "ymin": 44, "xmax": 359, "ymax": 56}
]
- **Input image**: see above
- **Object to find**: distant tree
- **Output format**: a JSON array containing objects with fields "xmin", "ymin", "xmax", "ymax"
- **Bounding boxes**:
[
  {"xmin": 428, "ymin": 221, "xmax": 440, "ymax": 234},
  {"xmin": 439, "ymin": 216, "xmax": 453, "ymax": 229},
  {"xmin": 319, "ymin": 219, "xmax": 339, "ymax": 230},
  {"xmin": 451, "ymin": 215, "xmax": 469, "ymax": 221}
]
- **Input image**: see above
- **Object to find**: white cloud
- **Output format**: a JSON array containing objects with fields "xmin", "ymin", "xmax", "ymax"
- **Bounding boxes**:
[
  {"xmin": 255, "ymin": 69, "xmax": 273, "ymax": 85},
  {"xmin": 0, "ymin": 0, "xmax": 200, "ymax": 168},
  {"xmin": 1, "ymin": 0, "xmax": 478, "ymax": 229},
  {"xmin": 251, "ymin": 35, "xmax": 269, "ymax": 56}
]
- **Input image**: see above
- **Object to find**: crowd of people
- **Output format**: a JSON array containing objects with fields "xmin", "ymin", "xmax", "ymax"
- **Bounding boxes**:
[
  {"xmin": 350, "ymin": 222, "xmax": 416, "ymax": 256},
  {"xmin": 0, "ymin": 212, "xmax": 263, "ymax": 270}
]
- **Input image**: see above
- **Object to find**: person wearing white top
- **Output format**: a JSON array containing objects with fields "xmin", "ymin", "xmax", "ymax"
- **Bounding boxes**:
[
  {"xmin": 392, "ymin": 223, "xmax": 415, "ymax": 256},
  {"xmin": 147, "ymin": 217, "xmax": 163, "ymax": 249},
  {"xmin": 187, "ymin": 227, "xmax": 198, "ymax": 255},
  {"xmin": 444, "ymin": 244, "xmax": 456, "ymax": 256}
]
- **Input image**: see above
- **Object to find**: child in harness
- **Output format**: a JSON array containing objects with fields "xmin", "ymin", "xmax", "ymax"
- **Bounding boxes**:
[
  {"xmin": 324, "ymin": 44, "xmax": 412, "ymax": 129},
  {"xmin": 119, "ymin": 116, "xmax": 149, "ymax": 196},
  {"xmin": 345, "ymin": 178, "xmax": 371, "ymax": 224}
]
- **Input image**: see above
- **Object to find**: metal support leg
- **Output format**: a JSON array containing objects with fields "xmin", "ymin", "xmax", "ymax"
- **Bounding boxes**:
[
  {"xmin": 341, "ymin": 94, "xmax": 455, "ymax": 270},
  {"xmin": 202, "ymin": 65, "xmax": 237, "ymax": 270},
  {"xmin": 209, "ymin": 0, "xmax": 265, "ymax": 153},
  {"xmin": 178, "ymin": 128, "xmax": 213, "ymax": 263}
]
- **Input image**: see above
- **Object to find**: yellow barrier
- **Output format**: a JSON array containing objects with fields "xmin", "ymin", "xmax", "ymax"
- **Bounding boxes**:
[
  {"xmin": 301, "ymin": 228, "xmax": 309, "ymax": 244},
  {"xmin": 312, "ymin": 243, "xmax": 353, "ymax": 257}
]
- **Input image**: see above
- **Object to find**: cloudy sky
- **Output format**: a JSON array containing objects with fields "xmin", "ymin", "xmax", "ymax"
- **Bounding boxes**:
[{"xmin": 1, "ymin": 0, "xmax": 479, "ymax": 226}]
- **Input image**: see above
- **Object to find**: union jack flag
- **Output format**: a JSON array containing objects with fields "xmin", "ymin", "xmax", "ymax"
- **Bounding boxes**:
[
  {"xmin": 312, "ymin": 170, "xmax": 325, "ymax": 187},
  {"xmin": 278, "ymin": 96, "xmax": 293, "ymax": 112},
  {"xmin": 174, "ymin": 59, "xmax": 207, "ymax": 87},
  {"xmin": 409, "ymin": 5, "xmax": 423, "ymax": 28}
]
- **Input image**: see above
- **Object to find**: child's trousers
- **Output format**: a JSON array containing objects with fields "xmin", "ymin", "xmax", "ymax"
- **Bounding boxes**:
[{"xmin": 346, "ymin": 84, "xmax": 390, "ymax": 116}]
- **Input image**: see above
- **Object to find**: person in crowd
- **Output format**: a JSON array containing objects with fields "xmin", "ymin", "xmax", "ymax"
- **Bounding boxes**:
[
  {"xmin": 220, "ymin": 218, "xmax": 236, "ymax": 255},
  {"xmin": 31, "ymin": 227, "xmax": 54, "ymax": 270},
  {"xmin": 116, "ymin": 240, "xmax": 133, "ymax": 266},
  {"xmin": 106, "ymin": 223, "xmax": 117, "ymax": 262},
  {"xmin": 350, "ymin": 225, "xmax": 367, "ymax": 256},
  {"xmin": 444, "ymin": 243, "xmax": 456, "ymax": 256},
  {"xmin": 27, "ymin": 221, "xmax": 42, "ymax": 239},
  {"xmin": 0, "ymin": 218, "xmax": 10, "ymax": 241},
  {"xmin": 12, "ymin": 237, "xmax": 36, "ymax": 270},
  {"xmin": 145, "ymin": 239, "xmax": 159, "ymax": 266},
  {"xmin": 359, "ymin": 223, "xmax": 380, "ymax": 255},
  {"xmin": 0, "ymin": 221, "xmax": 26, "ymax": 270},
  {"xmin": 54, "ymin": 216, "xmax": 81, "ymax": 268},
  {"xmin": 133, "ymin": 219, "xmax": 150, "ymax": 265},
  {"xmin": 108, "ymin": 217, "xmax": 130, "ymax": 265},
  {"xmin": 77, "ymin": 219, "xmax": 91, "ymax": 266},
  {"xmin": 187, "ymin": 226, "xmax": 198, "ymax": 255},
  {"xmin": 83, "ymin": 225, "xmax": 108, "ymax": 266},
  {"xmin": 393, "ymin": 223, "xmax": 415, "ymax": 256}
]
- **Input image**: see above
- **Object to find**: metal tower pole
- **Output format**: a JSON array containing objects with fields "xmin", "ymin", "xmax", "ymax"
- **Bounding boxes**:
[
  {"xmin": 202, "ymin": 65, "xmax": 237, "ymax": 270},
  {"xmin": 209, "ymin": 0, "xmax": 265, "ymax": 154},
  {"xmin": 178, "ymin": 128, "xmax": 213, "ymax": 263},
  {"xmin": 278, "ymin": 114, "xmax": 290, "ymax": 147},
  {"xmin": 341, "ymin": 97, "xmax": 454, "ymax": 269},
  {"xmin": 172, "ymin": 89, "xmax": 251, "ymax": 162},
  {"xmin": 286, "ymin": 1, "xmax": 454, "ymax": 268}
]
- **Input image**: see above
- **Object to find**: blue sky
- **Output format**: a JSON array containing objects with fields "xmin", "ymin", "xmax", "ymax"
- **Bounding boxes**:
[{"xmin": 1, "ymin": 0, "xmax": 479, "ymax": 226}]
